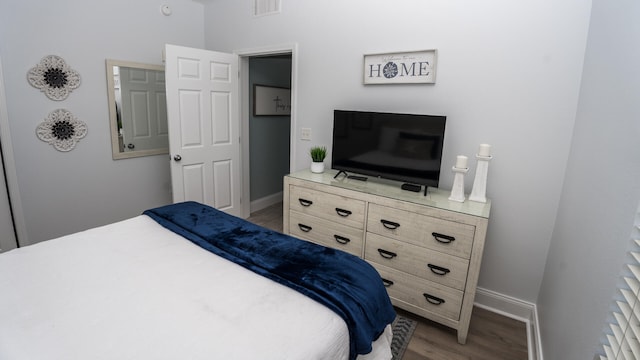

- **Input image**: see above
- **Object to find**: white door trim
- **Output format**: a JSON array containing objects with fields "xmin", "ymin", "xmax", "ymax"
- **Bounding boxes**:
[
  {"xmin": 235, "ymin": 43, "xmax": 298, "ymax": 219},
  {"xmin": 0, "ymin": 57, "xmax": 27, "ymax": 246}
]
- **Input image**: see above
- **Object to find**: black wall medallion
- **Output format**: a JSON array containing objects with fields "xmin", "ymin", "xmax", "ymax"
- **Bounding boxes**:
[
  {"xmin": 36, "ymin": 109, "xmax": 87, "ymax": 151},
  {"xmin": 27, "ymin": 55, "xmax": 80, "ymax": 101}
]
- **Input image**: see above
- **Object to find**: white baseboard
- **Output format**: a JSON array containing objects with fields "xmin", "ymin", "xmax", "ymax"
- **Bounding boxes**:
[
  {"xmin": 250, "ymin": 191, "xmax": 283, "ymax": 213},
  {"xmin": 474, "ymin": 287, "xmax": 543, "ymax": 360}
]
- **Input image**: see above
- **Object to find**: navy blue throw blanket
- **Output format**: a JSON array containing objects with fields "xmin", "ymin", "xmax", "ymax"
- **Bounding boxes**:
[{"xmin": 143, "ymin": 201, "xmax": 396, "ymax": 359}]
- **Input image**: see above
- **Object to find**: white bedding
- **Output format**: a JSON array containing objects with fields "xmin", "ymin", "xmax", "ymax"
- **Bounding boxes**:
[{"xmin": 0, "ymin": 215, "xmax": 392, "ymax": 360}]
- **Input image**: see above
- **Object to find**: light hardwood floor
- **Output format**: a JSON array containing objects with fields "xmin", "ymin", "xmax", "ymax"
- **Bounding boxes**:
[{"xmin": 247, "ymin": 202, "xmax": 529, "ymax": 360}]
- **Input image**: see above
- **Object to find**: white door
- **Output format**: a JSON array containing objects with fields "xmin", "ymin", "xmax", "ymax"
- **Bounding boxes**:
[
  {"xmin": 119, "ymin": 66, "xmax": 168, "ymax": 152},
  {"xmin": 165, "ymin": 44, "xmax": 242, "ymax": 217}
]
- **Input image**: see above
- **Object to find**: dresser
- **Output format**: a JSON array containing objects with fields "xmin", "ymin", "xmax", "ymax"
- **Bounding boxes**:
[{"xmin": 283, "ymin": 169, "xmax": 491, "ymax": 344}]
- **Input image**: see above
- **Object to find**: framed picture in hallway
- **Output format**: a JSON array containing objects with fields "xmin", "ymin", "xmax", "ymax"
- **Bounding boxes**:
[{"xmin": 253, "ymin": 85, "xmax": 291, "ymax": 116}]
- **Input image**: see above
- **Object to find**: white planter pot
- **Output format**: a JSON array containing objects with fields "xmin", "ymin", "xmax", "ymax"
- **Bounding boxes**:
[{"xmin": 310, "ymin": 161, "xmax": 325, "ymax": 173}]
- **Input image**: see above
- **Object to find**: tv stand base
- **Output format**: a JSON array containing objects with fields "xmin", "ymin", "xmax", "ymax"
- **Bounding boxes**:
[
  {"xmin": 347, "ymin": 175, "xmax": 368, "ymax": 181},
  {"xmin": 333, "ymin": 170, "xmax": 368, "ymax": 181}
]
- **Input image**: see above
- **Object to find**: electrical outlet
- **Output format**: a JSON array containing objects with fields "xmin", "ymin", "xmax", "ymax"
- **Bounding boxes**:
[{"xmin": 301, "ymin": 128, "xmax": 311, "ymax": 141}]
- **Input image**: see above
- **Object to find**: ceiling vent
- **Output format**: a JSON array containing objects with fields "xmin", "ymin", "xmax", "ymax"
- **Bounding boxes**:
[{"xmin": 253, "ymin": 0, "xmax": 281, "ymax": 17}]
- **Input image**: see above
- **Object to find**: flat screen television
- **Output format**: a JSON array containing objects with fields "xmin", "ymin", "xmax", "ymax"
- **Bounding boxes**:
[{"xmin": 331, "ymin": 110, "xmax": 447, "ymax": 189}]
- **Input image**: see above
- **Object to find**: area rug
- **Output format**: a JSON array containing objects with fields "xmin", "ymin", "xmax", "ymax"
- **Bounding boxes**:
[{"xmin": 391, "ymin": 315, "xmax": 418, "ymax": 360}]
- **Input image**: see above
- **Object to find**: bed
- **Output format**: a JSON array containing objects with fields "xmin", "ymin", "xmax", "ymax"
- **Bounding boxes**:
[{"xmin": 0, "ymin": 201, "xmax": 396, "ymax": 360}]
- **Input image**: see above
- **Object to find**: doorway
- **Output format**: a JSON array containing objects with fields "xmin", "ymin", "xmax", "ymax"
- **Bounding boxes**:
[
  {"xmin": 237, "ymin": 45, "xmax": 296, "ymax": 218},
  {"xmin": 0, "ymin": 56, "xmax": 19, "ymax": 251}
]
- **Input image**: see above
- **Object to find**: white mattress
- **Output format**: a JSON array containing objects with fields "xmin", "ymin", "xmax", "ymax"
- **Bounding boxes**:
[{"xmin": 0, "ymin": 215, "xmax": 392, "ymax": 360}]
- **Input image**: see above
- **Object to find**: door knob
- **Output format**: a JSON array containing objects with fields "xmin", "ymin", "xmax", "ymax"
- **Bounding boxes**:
[{"xmin": 173, "ymin": 155, "xmax": 182, "ymax": 162}]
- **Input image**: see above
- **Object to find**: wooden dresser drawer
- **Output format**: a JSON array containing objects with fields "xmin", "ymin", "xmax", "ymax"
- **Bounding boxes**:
[
  {"xmin": 367, "ymin": 203, "xmax": 475, "ymax": 259},
  {"xmin": 289, "ymin": 210, "xmax": 364, "ymax": 257},
  {"xmin": 289, "ymin": 185, "xmax": 365, "ymax": 229},
  {"xmin": 372, "ymin": 262, "xmax": 463, "ymax": 321},
  {"xmin": 365, "ymin": 232, "xmax": 469, "ymax": 290}
]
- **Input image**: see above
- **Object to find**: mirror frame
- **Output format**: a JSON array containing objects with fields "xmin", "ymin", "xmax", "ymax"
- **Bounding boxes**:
[{"xmin": 106, "ymin": 59, "xmax": 168, "ymax": 160}]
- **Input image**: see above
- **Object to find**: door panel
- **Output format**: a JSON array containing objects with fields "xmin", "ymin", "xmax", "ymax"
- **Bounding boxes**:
[
  {"xmin": 212, "ymin": 92, "xmax": 230, "ymax": 144},
  {"xmin": 165, "ymin": 44, "xmax": 241, "ymax": 216},
  {"xmin": 213, "ymin": 160, "xmax": 233, "ymax": 209},
  {"xmin": 182, "ymin": 163, "xmax": 205, "ymax": 203},
  {"xmin": 178, "ymin": 90, "xmax": 203, "ymax": 146}
]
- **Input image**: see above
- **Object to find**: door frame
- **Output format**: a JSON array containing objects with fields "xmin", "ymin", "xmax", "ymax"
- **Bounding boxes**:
[
  {"xmin": 235, "ymin": 44, "xmax": 298, "ymax": 218},
  {"xmin": 0, "ymin": 57, "xmax": 27, "ymax": 246}
]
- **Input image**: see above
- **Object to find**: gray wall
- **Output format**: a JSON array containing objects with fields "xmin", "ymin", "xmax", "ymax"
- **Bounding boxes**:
[
  {"xmin": 249, "ymin": 57, "xmax": 291, "ymax": 203},
  {"xmin": 537, "ymin": 0, "xmax": 640, "ymax": 358},
  {"xmin": 202, "ymin": 0, "xmax": 592, "ymax": 305},
  {"xmin": 0, "ymin": 0, "xmax": 204, "ymax": 245}
]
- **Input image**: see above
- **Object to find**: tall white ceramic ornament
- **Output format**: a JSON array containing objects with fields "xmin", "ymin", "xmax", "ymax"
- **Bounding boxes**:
[
  {"xmin": 448, "ymin": 155, "xmax": 468, "ymax": 202},
  {"xmin": 469, "ymin": 144, "xmax": 492, "ymax": 203}
]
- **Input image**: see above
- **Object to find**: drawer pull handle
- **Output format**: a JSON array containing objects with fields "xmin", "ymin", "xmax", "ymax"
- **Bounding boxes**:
[
  {"xmin": 428, "ymin": 264, "xmax": 451, "ymax": 276},
  {"xmin": 377, "ymin": 249, "xmax": 397, "ymax": 259},
  {"xmin": 423, "ymin": 293, "xmax": 446, "ymax": 305},
  {"xmin": 380, "ymin": 219, "xmax": 400, "ymax": 230},
  {"xmin": 334, "ymin": 235, "xmax": 351, "ymax": 244},
  {"xmin": 298, "ymin": 198, "xmax": 313, "ymax": 207},
  {"xmin": 381, "ymin": 278, "xmax": 394, "ymax": 287},
  {"xmin": 432, "ymin": 232, "xmax": 455, "ymax": 244},
  {"xmin": 298, "ymin": 223, "xmax": 312, "ymax": 232},
  {"xmin": 335, "ymin": 208, "xmax": 352, "ymax": 217}
]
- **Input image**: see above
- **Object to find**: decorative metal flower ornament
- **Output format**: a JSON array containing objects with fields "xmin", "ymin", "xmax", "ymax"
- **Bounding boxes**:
[
  {"xmin": 36, "ymin": 109, "xmax": 87, "ymax": 152},
  {"xmin": 27, "ymin": 55, "xmax": 81, "ymax": 101}
]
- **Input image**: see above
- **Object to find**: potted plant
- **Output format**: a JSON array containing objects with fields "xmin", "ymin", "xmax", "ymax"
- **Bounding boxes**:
[{"xmin": 309, "ymin": 146, "xmax": 327, "ymax": 173}]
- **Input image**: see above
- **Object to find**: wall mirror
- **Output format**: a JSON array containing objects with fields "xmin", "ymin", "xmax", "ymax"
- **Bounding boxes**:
[{"xmin": 106, "ymin": 59, "xmax": 168, "ymax": 160}]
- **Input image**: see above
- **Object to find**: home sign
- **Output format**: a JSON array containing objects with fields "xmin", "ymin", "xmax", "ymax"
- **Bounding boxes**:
[{"xmin": 363, "ymin": 49, "xmax": 437, "ymax": 84}]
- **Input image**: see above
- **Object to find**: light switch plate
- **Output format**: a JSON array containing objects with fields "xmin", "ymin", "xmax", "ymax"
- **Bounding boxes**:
[{"xmin": 301, "ymin": 128, "xmax": 311, "ymax": 141}]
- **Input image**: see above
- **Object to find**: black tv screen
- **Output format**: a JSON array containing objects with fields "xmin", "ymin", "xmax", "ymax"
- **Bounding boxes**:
[{"xmin": 331, "ymin": 110, "xmax": 446, "ymax": 188}]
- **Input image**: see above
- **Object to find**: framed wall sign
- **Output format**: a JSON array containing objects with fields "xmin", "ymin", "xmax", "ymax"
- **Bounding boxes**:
[
  {"xmin": 253, "ymin": 85, "xmax": 291, "ymax": 116},
  {"xmin": 363, "ymin": 49, "xmax": 437, "ymax": 85}
]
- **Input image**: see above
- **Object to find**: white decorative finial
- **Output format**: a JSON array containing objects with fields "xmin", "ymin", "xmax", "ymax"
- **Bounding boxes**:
[
  {"xmin": 469, "ymin": 144, "xmax": 493, "ymax": 203},
  {"xmin": 449, "ymin": 155, "xmax": 469, "ymax": 203}
]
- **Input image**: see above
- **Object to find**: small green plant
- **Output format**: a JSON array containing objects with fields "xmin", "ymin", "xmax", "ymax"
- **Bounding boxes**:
[{"xmin": 310, "ymin": 146, "xmax": 327, "ymax": 162}]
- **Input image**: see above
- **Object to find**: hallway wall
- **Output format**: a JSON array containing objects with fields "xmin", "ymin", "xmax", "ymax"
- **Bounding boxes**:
[{"xmin": 248, "ymin": 56, "xmax": 292, "ymax": 209}]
